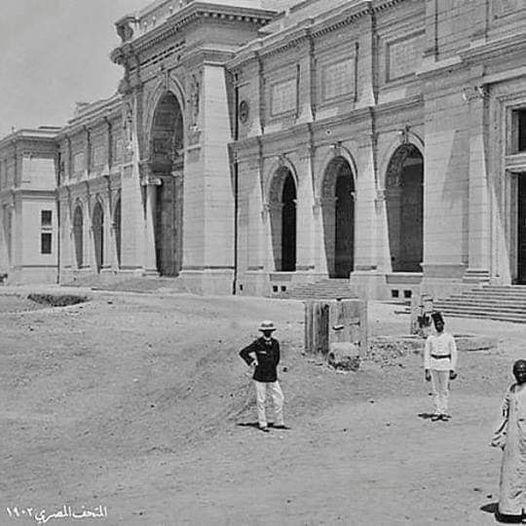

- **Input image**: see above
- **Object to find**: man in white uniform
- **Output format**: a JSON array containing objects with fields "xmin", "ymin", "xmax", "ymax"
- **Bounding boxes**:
[{"xmin": 424, "ymin": 312, "xmax": 458, "ymax": 421}]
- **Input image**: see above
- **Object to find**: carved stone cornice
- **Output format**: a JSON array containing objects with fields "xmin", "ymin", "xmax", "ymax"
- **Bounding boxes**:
[
  {"xmin": 56, "ymin": 95, "xmax": 123, "ymax": 140},
  {"xmin": 111, "ymin": 3, "xmax": 274, "ymax": 63},
  {"xmin": 460, "ymin": 30, "xmax": 526, "ymax": 64}
]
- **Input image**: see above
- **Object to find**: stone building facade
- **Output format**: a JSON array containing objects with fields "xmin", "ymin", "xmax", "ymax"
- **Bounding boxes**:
[
  {"xmin": 0, "ymin": 128, "xmax": 59, "ymax": 284},
  {"xmin": 229, "ymin": 0, "xmax": 526, "ymax": 299},
  {"xmin": 56, "ymin": 96, "xmax": 125, "ymax": 282},
  {"xmin": 2, "ymin": 0, "xmax": 526, "ymax": 300}
]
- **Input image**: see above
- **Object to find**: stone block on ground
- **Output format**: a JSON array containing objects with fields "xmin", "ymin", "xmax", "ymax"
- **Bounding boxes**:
[{"xmin": 304, "ymin": 299, "xmax": 367, "ymax": 356}]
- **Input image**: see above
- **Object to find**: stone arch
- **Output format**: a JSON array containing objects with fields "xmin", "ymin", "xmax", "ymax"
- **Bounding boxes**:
[
  {"xmin": 92, "ymin": 198, "xmax": 104, "ymax": 273},
  {"xmin": 321, "ymin": 156, "xmax": 356, "ymax": 278},
  {"xmin": 144, "ymin": 77, "xmax": 186, "ymax": 148},
  {"xmin": 268, "ymin": 166, "xmax": 297, "ymax": 272},
  {"xmin": 264, "ymin": 156, "xmax": 298, "ymax": 203},
  {"xmin": 385, "ymin": 143, "xmax": 424, "ymax": 272},
  {"xmin": 112, "ymin": 193, "xmax": 122, "ymax": 268},
  {"xmin": 316, "ymin": 145, "xmax": 358, "ymax": 198},
  {"xmin": 379, "ymin": 132, "xmax": 424, "ymax": 189},
  {"xmin": 73, "ymin": 202, "xmax": 84, "ymax": 269},
  {"xmin": 148, "ymin": 90, "xmax": 185, "ymax": 277}
]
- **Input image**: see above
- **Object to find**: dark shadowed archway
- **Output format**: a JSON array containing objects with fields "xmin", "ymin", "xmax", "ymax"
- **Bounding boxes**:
[
  {"xmin": 73, "ymin": 205, "xmax": 83, "ymax": 269},
  {"xmin": 150, "ymin": 91, "xmax": 184, "ymax": 277},
  {"xmin": 113, "ymin": 197, "xmax": 121, "ymax": 268},
  {"xmin": 385, "ymin": 144, "xmax": 424, "ymax": 272},
  {"xmin": 269, "ymin": 167, "xmax": 297, "ymax": 272},
  {"xmin": 92, "ymin": 201, "xmax": 104, "ymax": 273},
  {"xmin": 321, "ymin": 157, "xmax": 355, "ymax": 278}
]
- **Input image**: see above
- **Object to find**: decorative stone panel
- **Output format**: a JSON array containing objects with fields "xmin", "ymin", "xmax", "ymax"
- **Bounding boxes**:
[
  {"xmin": 111, "ymin": 131, "xmax": 123, "ymax": 166},
  {"xmin": 270, "ymin": 78, "xmax": 297, "ymax": 117},
  {"xmin": 321, "ymin": 58, "xmax": 355, "ymax": 102},
  {"xmin": 493, "ymin": 0, "xmax": 523, "ymax": 18},
  {"xmin": 73, "ymin": 152, "xmax": 85, "ymax": 177},
  {"xmin": 386, "ymin": 31, "xmax": 424, "ymax": 82}
]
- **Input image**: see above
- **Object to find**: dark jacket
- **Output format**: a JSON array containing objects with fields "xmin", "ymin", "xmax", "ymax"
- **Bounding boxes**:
[{"xmin": 239, "ymin": 337, "xmax": 280, "ymax": 382}]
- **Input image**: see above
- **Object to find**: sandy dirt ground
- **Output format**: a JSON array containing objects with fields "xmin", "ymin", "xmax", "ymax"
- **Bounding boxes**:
[{"xmin": 0, "ymin": 287, "xmax": 524, "ymax": 526}]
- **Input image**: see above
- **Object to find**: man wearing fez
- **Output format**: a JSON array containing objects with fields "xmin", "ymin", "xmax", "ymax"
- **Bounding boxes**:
[
  {"xmin": 239, "ymin": 320, "xmax": 286, "ymax": 433},
  {"xmin": 424, "ymin": 312, "xmax": 458, "ymax": 421}
]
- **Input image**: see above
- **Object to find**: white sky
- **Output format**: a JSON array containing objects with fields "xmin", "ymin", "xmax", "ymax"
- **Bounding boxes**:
[{"xmin": 0, "ymin": 0, "xmax": 148, "ymax": 138}]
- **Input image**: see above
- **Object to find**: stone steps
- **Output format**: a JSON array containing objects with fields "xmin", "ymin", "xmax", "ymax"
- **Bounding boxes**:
[
  {"xmin": 277, "ymin": 279, "xmax": 356, "ymax": 300},
  {"xmin": 434, "ymin": 285, "xmax": 526, "ymax": 323}
]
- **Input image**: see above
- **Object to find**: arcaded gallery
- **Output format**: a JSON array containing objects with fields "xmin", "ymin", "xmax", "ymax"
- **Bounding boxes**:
[{"xmin": 0, "ymin": 0, "xmax": 525, "ymax": 302}]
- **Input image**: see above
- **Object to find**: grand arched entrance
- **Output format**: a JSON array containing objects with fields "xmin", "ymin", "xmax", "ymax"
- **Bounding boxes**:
[
  {"xmin": 269, "ymin": 167, "xmax": 297, "ymax": 272},
  {"xmin": 385, "ymin": 144, "xmax": 424, "ymax": 272},
  {"xmin": 150, "ymin": 91, "xmax": 184, "ymax": 277},
  {"xmin": 73, "ymin": 205, "xmax": 83, "ymax": 269},
  {"xmin": 92, "ymin": 201, "xmax": 104, "ymax": 273},
  {"xmin": 322, "ymin": 157, "xmax": 355, "ymax": 278}
]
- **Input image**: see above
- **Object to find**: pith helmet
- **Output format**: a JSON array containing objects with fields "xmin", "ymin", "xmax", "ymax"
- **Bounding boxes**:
[{"xmin": 259, "ymin": 320, "xmax": 276, "ymax": 332}]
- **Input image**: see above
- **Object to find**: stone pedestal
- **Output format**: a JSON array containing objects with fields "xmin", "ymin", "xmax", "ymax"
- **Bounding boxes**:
[{"xmin": 304, "ymin": 299, "xmax": 368, "ymax": 357}]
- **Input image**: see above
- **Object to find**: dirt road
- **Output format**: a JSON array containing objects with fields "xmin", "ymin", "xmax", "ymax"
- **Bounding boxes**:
[{"xmin": 0, "ymin": 289, "xmax": 521, "ymax": 525}]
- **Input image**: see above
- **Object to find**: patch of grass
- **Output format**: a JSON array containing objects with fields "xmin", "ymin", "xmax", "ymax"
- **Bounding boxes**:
[{"xmin": 27, "ymin": 293, "xmax": 89, "ymax": 307}]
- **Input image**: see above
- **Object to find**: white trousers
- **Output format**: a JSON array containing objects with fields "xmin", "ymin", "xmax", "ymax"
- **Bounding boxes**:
[
  {"xmin": 430, "ymin": 369, "xmax": 450, "ymax": 414},
  {"xmin": 254, "ymin": 380, "xmax": 284, "ymax": 427}
]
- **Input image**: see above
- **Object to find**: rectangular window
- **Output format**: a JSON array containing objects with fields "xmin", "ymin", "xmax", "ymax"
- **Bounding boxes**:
[
  {"xmin": 41, "ymin": 233, "xmax": 52, "ymax": 255},
  {"xmin": 41, "ymin": 210, "xmax": 52, "ymax": 227},
  {"xmin": 519, "ymin": 110, "xmax": 526, "ymax": 152}
]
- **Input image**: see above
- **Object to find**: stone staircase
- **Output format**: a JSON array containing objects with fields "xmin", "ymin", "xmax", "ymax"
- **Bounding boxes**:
[
  {"xmin": 277, "ymin": 278, "xmax": 356, "ymax": 301},
  {"xmin": 434, "ymin": 285, "xmax": 526, "ymax": 323}
]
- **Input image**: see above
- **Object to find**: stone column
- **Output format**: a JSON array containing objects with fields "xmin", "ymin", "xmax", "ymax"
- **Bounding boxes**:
[
  {"xmin": 386, "ymin": 185, "xmax": 403, "ymax": 270},
  {"xmin": 64, "ymin": 188, "xmax": 76, "ymax": 271},
  {"xmin": 296, "ymin": 149, "xmax": 315, "ymax": 271},
  {"xmin": 179, "ymin": 62, "xmax": 234, "ymax": 293},
  {"xmin": 320, "ymin": 197, "xmax": 337, "ymax": 276},
  {"xmin": 84, "ymin": 127, "xmax": 91, "ymax": 178},
  {"xmin": 58, "ymin": 194, "xmax": 70, "ymax": 273},
  {"xmin": 173, "ymin": 169, "xmax": 184, "ymax": 274},
  {"xmin": 140, "ymin": 170, "xmax": 161, "ymax": 276},
  {"xmin": 354, "ymin": 135, "xmax": 377, "ymax": 271},
  {"xmin": 85, "ymin": 189, "xmax": 97, "ymax": 272},
  {"xmin": 463, "ymin": 84, "xmax": 490, "ymax": 283},
  {"xmin": 110, "ymin": 219, "xmax": 120, "ymax": 271},
  {"xmin": 268, "ymin": 202, "xmax": 283, "ymax": 271},
  {"xmin": 102, "ymin": 178, "xmax": 113, "ymax": 272},
  {"xmin": 296, "ymin": 39, "xmax": 314, "ymax": 124},
  {"xmin": 0, "ymin": 202, "xmax": 8, "ymax": 273},
  {"xmin": 312, "ymin": 198, "xmax": 328, "ymax": 276},
  {"xmin": 103, "ymin": 118, "xmax": 112, "ymax": 176},
  {"xmin": 375, "ymin": 188, "xmax": 391, "ymax": 274},
  {"xmin": 356, "ymin": 14, "xmax": 376, "ymax": 109},
  {"xmin": 350, "ymin": 134, "xmax": 381, "ymax": 298}
]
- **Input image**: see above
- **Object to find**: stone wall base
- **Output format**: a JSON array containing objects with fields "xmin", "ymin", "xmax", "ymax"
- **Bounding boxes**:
[
  {"xmin": 236, "ymin": 270, "xmax": 270, "ymax": 297},
  {"xmin": 7, "ymin": 267, "xmax": 58, "ymax": 285},
  {"xmin": 350, "ymin": 271, "xmax": 390, "ymax": 300},
  {"xmin": 178, "ymin": 268, "xmax": 234, "ymax": 295}
]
